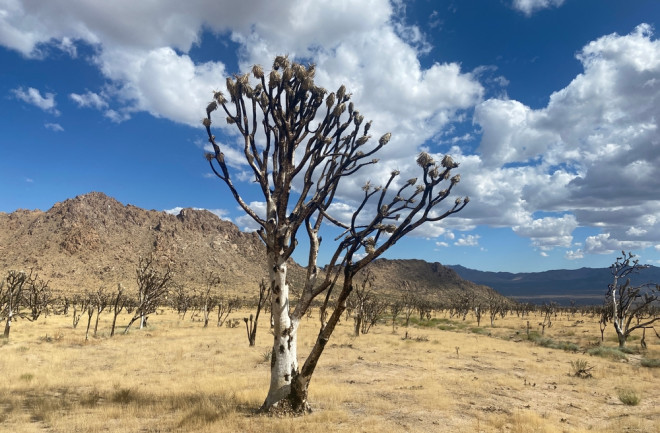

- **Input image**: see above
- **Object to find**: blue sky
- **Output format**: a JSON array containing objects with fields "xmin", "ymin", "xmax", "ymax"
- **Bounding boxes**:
[{"xmin": 1, "ymin": 0, "xmax": 660, "ymax": 272}]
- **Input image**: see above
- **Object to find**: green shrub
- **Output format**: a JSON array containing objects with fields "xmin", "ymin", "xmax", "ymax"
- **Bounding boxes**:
[
  {"xmin": 587, "ymin": 346, "xmax": 628, "ymax": 361},
  {"xmin": 617, "ymin": 389, "xmax": 640, "ymax": 406},
  {"xmin": 641, "ymin": 358, "xmax": 660, "ymax": 368}
]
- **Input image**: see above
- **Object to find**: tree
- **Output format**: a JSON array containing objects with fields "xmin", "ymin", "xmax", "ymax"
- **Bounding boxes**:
[
  {"xmin": 245, "ymin": 279, "xmax": 270, "ymax": 346},
  {"xmin": 124, "ymin": 255, "xmax": 173, "ymax": 333},
  {"xmin": 25, "ymin": 275, "xmax": 52, "ymax": 321},
  {"xmin": 71, "ymin": 293, "xmax": 90, "ymax": 329},
  {"xmin": 1, "ymin": 270, "xmax": 31, "ymax": 338},
  {"xmin": 200, "ymin": 272, "xmax": 221, "ymax": 328},
  {"xmin": 92, "ymin": 287, "xmax": 110, "ymax": 338},
  {"xmin": 217, "ymin": 295, "xmax": 239, "ymax": 327},
  {"xmin": 170, "ymin": 283, "xmax": 194, "ymax": 320},
  {"xmin": 110, "ymin": 283, "xmax": 127, "ymax": 337},
  {"xmin": 204, "ymin": 55, "xmax": 468, "ymax": 413},
  {"xmin": 348, "ymin": 270, "xmax": 386, "ymax": 336},
  {"xmin": 603, "ymin": 251, "xmax": 660, "ymax": 347}
]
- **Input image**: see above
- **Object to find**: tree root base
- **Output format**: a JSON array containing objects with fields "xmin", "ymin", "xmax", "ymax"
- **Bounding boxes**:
[{"xmin": 258, "ymin": 397, "xmax": 312, "ymax": 417}]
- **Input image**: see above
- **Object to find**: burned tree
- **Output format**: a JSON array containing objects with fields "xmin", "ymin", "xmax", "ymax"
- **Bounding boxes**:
[
  {"xmin": 92, "ymin": 287, "xmax": 110, "ymax": 338},
  {"xmin": 1, "ymin": 270, "xmax": 30, "ymax": 338},
  {"xmin": 25, "ymin": 275, "xmax": 52, "ymax": 320},
  {"xmin": 217, "ymin": 295, "xmax": 240, "ymax": 327},
  {"xmin": 170, "ymin": 283, "xmax": 194, "ymax": 320},
  {"xmin": 204, "ymin": 56, "xmax": 468, "ymax": 413},
  {"xmin": 201, "ymin": 272, "xmax": 221, "ymax": 328},
  {"xmin": 245, "ymin": 279, "xmax": 270, "ymax": 346},
  {"xmin": 0, "ymin": 270, "xmax": 51, "ymax": 338},
  {"xmin": 348, "ymin": 270, "xmax": 386, "ymax": 336},
  {"xmin": 110, "ymin": 283, "xmax": 127, "ymax": 337},
  {"xmin": 71, "ymin": 293, "xmax": 90, "ymax": 329},
  {"xmin": 603, "ymin": 251, "xmax": 660, "ymax": 347},
  {"xmin": 124, "ymin": 255, "xmax": 173, "ymax": 333}
]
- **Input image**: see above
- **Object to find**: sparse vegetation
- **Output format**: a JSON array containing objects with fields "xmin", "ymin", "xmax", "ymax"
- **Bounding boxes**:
[
  {"xmin": 640, "ymin": 358, "xmax": 660, "ymax": 368},
  {"xmin": 570, "ymin": 359, "xmax": 593, "ymax": 378},
  {"xmin": 0, "ymin": 308, "xmax": 657, "ymax": 432},
  {"xmin": 617, "ymin": 388, "xmax": 641, "ymax": 406},
  {"xmin": 587, "ymin": 345, "xmax": 628, "ymax": 360}
]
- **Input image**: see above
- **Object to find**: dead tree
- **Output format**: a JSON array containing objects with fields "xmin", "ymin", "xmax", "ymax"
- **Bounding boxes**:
[
  {"xmin": 92, "ymin": 287, "xmax": 110, "ymax": 337},
  {"xmin": 25, "ymin": 275, "xmax": 52, "ymax": 320},
  {"xmin": 603, "ymin": 251, "xmax": 660, "ymax": 347},
  {"xmin": 539, "ymin": 302, "xmax": 556, "ymax": 335},
  {"xmin": 204, "ymin": 56, "xmax": 468, "ymax": 413},
  {"xmin": 245, "ymin": 279, "xmax": 270, "ymax": 346},
  {"xmin": 170, "ymin": 283, "xmax": 193, "ymax": 320},
  {"xmin": 217, "ymin": 295, "xmax": 240, "ymax": 327},
  {"xmin": 349, "ymin": 270, "xmax": 385, "ymax": 335},
  {"xmin": 124, "ymin": 255, "xmax": 173, "ymax": 333},
  {"xmin": 110, "ymin": 284, "xmax": 127, "ymax": 337},
  {"xmin": 400, "ymin": 282, "xmax": 418, "ymax": 328},
  {"xmin": 1, "ymin": 270, "xmax": 31, "ymax": 338},
  {"xmin": 71, "ymin": 293, "xmax": 90, "ymax": 329},
  {"xmin": 84, "ymin": 291, "xmax": 95, "ymax": 341},
  {"xmin": 389, "ymin": 300, "xmax": 403, "ymax": 333},
  {"xmin": 486, "ymin": 290, "xmax": 506, "ymax": 327},
  {"xmin": 202, "ymin": 272, "xmax": 221, "ymax": 328}
]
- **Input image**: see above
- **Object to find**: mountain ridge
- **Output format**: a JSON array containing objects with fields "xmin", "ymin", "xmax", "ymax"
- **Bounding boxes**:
[
  {"xmin": 449, "ymin": 264, "xmax": 660, "ymax": 305},
  {"xmin": 0, "ymin": 192, "xmax": 498, "ymax": 304}
]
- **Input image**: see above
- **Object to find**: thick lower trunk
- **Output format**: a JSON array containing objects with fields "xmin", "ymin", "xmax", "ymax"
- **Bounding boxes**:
[
  {"xmin": 614, "ymin": 321, "xmax": 627, "ymax": 348},
  {"xmin": 288, "ymin": 277, "xmax": 354, "ymax": 414},
  {"xmin": 617, "ymin": 332, "xmax": 627, "ymax": 348},
  {"xmin": 110, "ymin": 313, "xmax": 118, "ymax": 337},
  {"xmin": 3, "ymin": 316, "xmax": 11, "ymax": 338},
  {"xmin": 260, "ymin": 254, "xmax": 299, "ymax": 412}
]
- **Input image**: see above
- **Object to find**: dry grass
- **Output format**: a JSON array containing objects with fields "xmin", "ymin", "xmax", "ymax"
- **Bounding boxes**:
[{"xmin": 1, "ymin": 309, "xmax": 658, "ymax": 432}]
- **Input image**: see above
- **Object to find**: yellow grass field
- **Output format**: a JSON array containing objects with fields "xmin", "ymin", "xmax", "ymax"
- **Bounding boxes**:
[{"xmin": 1, "ymin": 308, "xmax": 658, "ymax": 432}]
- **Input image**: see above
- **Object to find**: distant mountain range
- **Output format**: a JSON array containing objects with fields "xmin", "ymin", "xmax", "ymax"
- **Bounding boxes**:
[{"xmin": 448, "ymin": 264, "xmax": 660, "ymax": 305}]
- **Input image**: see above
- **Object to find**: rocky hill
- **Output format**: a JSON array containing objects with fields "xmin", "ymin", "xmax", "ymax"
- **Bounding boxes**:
[
  {"xmin": 362, "ymin": 258, "xmax": 500, "ymax": 302},
  {"xmin": 0, "ymin": 192, "xmax": 293, "ymax": 296},
  {"xmin": 0, "ymin": 192, "xmax": 504, "ymax": 304}
]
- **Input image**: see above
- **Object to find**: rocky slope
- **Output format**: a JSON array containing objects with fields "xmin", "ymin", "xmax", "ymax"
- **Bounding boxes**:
[{"xmin": 0, "ymin": 192, "xmax": 503, "ymax": 304}]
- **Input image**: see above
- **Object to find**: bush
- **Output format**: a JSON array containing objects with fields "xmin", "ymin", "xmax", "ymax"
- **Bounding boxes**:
[
  {"xmin": 527, "ymin": 334, "xmax": 579, "ymax": 352},
  {"xmin": 617, "ymin": 389, "xmax": 640, "ymax": 406},
  {"xmin": 587, "ymin": 346, "xmax": 628, "ymax": 361},
  {"xmin": 641, "ymin": 358, "xmax": 660, "ymax": 368},
  {"xmin": 570, "ymin": 359, "xmax": 593, "ymax": 378}
]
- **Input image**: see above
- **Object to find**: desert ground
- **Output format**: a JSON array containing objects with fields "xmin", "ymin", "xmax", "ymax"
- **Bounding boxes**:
[{"xmin": 1, "ymin": 308, "xmax": 658, "ymax": 433}]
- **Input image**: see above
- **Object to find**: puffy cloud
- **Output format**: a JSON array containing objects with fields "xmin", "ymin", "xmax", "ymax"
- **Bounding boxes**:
[
  {"xmin": 564, "ymin": 249, "xmax": 584, "ymax": 260},
  {"xmin": 234, "ymin": 201, "xmax": 266, "ymax": 232},
  {"xmin": 584, "ymin": 233, "xmax": 653, "ymax": 255},
  {"xmin": 455, "ymin": 234, "xmax": 480, "ymax": 247},
  {"xmin": 11, "ymin": 86, "xmax": 59, "ymax": 114},
  {"xmin": 471, "ymin": 24, "xmax": 660, "ymax": 253},
  {"xmin": 513, "ymin": 214, "xmax": 577, "ymax": 250},
  {"xmin": 512, "ymin": 0, "xmax": 565, "ymax": 16}
]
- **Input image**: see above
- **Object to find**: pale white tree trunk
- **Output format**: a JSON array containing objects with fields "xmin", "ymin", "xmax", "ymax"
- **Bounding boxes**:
[{"xmin": 261, "ymin": 251, "xmax": 300, "ymax": 410}]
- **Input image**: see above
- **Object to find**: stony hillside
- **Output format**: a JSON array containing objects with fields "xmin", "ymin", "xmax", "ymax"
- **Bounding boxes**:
[
  {"xmin": 0, "ymin": 192, "xmax": 505, "ymax": 304},
  {"xmin": 0, "ymin": 192, "xmax": 300, "ymax": 296},
  {"xmin": 363, "ymin": 258, "xmax": 503, "ymax": 303}
]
